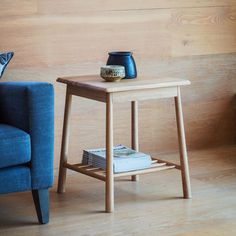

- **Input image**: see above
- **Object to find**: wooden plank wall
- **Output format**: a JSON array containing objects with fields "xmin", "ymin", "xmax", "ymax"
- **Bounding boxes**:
[{"xmin": 1, "ymin": 1, "xmax": 236, "ymax": 168}]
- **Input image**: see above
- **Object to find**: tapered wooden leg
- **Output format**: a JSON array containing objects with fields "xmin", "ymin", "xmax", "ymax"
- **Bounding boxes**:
[
  {"xmin": 32, "ymin": 189, "xmax": 49, "ymax": 224},
  {"xmin": 106, "ymin": 94, "xmax": 114, "ymax": 213},
  {"xmin": 57, "ymin": 87, "xmax": 72, "ymax": 193},
  {"xmin": 175, "ymin": 87, "xmax": 192, "ymax": 199},
  {"xmin": 131, "ymin": 101, "xmax": 139, "ymax": 182}
]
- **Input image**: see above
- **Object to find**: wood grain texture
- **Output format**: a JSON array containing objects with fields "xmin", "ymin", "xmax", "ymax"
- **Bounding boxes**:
[
  {"xmin": 0, "ymin": 0, "xmax": 37, "ymax": 16},
  {"xmin": 0, "ymin": 146, "xmax": 236, "ymax": 235},
  {"xmin": 171, "ymin": 6, "xmax": 236, "ymax": 56},
  {"xmin": 0, "ymin": 10, "xmax": 170, "ymax": 67},
  {"xmin": 37, "ymin": 0, "xmax": 236, "ymax": 13},
  {"xmin": 1, "ymin": 6, "xmax": 236, "ymax": 67},
  {"xmin": 0, "ymin": 1, "xmax": 235, "ymax": 170}
]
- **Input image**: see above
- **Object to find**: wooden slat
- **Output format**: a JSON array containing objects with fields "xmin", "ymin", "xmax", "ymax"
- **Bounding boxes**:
[
  {"xmin": 65, "ymin": 163, "xmax": 106, "ymax": 181},
  {"xmin": 114, "ymin": 165, "xmax": 175, "ymax": 178},
  {"xmin": 152, "ymin": 157, "xmax": 181, "ymax": 170},
  {"xmin": 74, "ymin": 163, "xmax": 91, "ymax": 167},
  {"xmin": 85, "ymin": 167, "xmax": 103, "ymax": 171},
  {"xmin": 149, "ymin": 163, "xmax": 167, "ymax": 168},
  {"xmin": 65, "ymin": 161, "xmax": 176, "ymax": 180}
]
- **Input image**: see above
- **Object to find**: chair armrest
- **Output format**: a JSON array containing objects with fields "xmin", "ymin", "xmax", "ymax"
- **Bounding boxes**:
[{"xmin": 0, "ymin": 82, "xmax": 54, "ymax": 189}]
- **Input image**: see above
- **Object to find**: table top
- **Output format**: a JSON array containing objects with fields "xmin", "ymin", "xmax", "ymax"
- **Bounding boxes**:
[{"xmin": 57, "ymin": 75, "xmax": 191, "ymax": 93}]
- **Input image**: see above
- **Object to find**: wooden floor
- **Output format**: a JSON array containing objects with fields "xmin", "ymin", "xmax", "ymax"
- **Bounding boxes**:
[{"xmin": 1, "ymin": 145, "xmax": 236, "ymax": 236}]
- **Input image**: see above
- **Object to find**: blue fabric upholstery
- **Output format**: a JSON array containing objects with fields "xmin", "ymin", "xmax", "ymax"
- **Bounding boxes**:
[
  {"xmin": 0, "ymin": 82, "xmax": 54, "ymax": 190},
  {"xmin": 0, "ymin": 166, "xmax": 31, "ymax": 194},
  {"xmin": 0, "ymin": 124, "xmax": 31, "ymax": 168},
  {"xmin": 0, "ymin": 82, "xmax": 54, "ymax": 224}
]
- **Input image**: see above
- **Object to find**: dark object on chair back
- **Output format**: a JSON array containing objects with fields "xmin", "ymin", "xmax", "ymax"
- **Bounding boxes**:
[{"xmin": 0, "ymin": 52, "xmax": 14, "ymax": 78}]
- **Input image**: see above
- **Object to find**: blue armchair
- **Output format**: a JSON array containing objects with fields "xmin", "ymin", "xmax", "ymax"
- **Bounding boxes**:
[{"xmin": 0, "ymin": 82, "xmax": 54, "ymax": 224}]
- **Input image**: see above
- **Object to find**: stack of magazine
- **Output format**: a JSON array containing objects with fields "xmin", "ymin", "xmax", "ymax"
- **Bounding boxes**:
[{"xmin": 82, "ymin": 144, "xmax": 152, "ymax": 173}]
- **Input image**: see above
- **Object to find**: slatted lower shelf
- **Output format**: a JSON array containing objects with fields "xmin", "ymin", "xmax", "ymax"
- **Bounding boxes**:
[{"xmin": 65, "ymin": 158, "xmax": 179, "ymax": 181}]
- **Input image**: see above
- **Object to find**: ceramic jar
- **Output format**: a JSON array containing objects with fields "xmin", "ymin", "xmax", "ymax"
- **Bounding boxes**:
[{"xmin": 106, "ymin": 51, "xmax": 137, "ymax": 79}]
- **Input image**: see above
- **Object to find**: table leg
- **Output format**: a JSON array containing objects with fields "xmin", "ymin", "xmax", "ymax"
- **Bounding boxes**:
[
  {"xmin": 106, "ymin": 94, "xmax": 114, "ymax": 212},
  {"xmin": 174, "ymin": 87, "xmax": 192, "ymax": 199},
  {"xmin": 57, "ymin": 87, "xmax": 72, "ymax": 193},
  {"xmin": 131, "ymin": 101, "xmax": 139, "ymax": 182}
]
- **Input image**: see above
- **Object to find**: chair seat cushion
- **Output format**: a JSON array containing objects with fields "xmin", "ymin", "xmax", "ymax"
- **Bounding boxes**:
[
  {"xmin": 0, "ymin": 124, "xmax": 31, "ymax": 168},
  {"xmin": 0, "ymin": 165, "xmax": 31, "ymax": 194}
]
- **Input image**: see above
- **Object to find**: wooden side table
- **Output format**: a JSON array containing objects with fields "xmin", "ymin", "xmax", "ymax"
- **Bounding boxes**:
[{"xmin": 57, "ymin": 75, "xmax": 192, "ymax": 213}]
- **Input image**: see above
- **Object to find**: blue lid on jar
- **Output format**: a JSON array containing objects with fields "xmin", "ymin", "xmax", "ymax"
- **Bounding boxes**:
[{"xmin": 108, "ymin": 51, "xmax": 132, "ymax": 56}]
